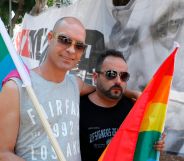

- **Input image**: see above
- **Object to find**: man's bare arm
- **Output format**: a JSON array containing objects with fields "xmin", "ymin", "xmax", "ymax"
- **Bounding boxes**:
[
  {"xmin": 125, "ymin": 88, "xmax": 141, "ymax": 101},
  {"xmin": 0, "ymin": 81, "xmax": 25, "ymax": 161},
  {"xmin": 77, "ymin": 77, "xmax": 95, "ymax": 96}
]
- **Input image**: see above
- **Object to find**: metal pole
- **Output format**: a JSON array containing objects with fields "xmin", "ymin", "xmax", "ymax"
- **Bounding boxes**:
[{"xmin": 9, "ymin": 0, "xmax": 13, "ymax": 37}]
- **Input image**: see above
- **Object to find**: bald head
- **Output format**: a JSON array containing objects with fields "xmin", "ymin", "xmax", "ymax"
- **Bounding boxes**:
[
  {"xmin": 45, "ymin": 16, "xmax": 86, "ymax": 68},
  {"xmin": 53, "ymin": 17, "xmax": 85, "ymax": 33}
]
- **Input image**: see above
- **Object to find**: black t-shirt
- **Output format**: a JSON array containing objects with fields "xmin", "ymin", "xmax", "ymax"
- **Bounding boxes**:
[{"xmin": 80, "ymin": 94, "xmax": 134, "ymax": 161}]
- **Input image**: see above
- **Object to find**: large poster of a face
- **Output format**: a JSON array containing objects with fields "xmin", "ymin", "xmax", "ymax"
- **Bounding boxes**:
[
  {"xmin": 109, "ymin": 0, "xmax": 184, "ymax": 91},
  {"xmin": 108, "ymin": 0, "xmax": 184, "ymax": 156}
]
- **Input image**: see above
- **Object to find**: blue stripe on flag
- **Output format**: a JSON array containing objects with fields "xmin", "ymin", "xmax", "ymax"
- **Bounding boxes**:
[{"xmin": 0, "ymin": 54, "xmax": 16, "ymax": 90}]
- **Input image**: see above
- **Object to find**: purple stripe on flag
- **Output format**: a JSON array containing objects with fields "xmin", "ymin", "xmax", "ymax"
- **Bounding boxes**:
[
  {"xmin": 2, "ymin": 70, "xmax": 21, "ymax": 86},
  {"xmin": 1, "ymin": 62, "xmax": 30, "ymax": 88}
]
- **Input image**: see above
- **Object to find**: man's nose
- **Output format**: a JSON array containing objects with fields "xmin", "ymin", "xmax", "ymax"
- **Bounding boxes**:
[
  {"xmin": 66, "ymin": 43, "xmax": 76, "ymax": 54},
  {"xmin": 115, "ymin": 75, "xmax": 122, "ymax": 84},
  {"xmin": 114, "ymin": 75, "xmax": 126, "ymax": 85}
]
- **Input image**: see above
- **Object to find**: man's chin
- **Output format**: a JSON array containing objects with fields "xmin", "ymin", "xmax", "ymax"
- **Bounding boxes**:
[
  {"xmin": 58, "ymin": 63, "xmax": 75, "ymax": 71},
  {"xmin": 109, "ymin": 93, "xmax": 122, "ymax": 100}
]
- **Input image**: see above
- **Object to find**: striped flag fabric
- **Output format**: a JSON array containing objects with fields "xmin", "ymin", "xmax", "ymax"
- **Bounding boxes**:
[
  {"xmin": 0, "ymin": 33, "xmax": 16, "ymax": 90},
  {"xmin": 0, "ymin": 18, "xmax": 31, "ymax": 91},
  {"xmin": 98, "ymin": 44, "xmax": 179, "ymax": 161}
]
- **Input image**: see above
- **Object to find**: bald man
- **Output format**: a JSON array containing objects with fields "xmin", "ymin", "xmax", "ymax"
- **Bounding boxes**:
[{"xmin": 0, "ymin": 17, "xmax": 93, "ymax": 161}]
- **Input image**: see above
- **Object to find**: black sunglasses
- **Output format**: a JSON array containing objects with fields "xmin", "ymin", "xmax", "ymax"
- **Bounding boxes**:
[
  {"xmin": 97, "ymin": 70, "xmax": 130, "ymax": 82},
  {"xmin": 54, "ymin": 33, "xmax": 87, "ymax": 52}
]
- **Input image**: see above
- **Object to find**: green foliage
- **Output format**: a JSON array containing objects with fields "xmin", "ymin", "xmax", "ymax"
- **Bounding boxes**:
[
  {"xmin": 0, "ymin": 0, "xmax": 35, "ymax": 26},
  {"xmin": 47, "ymin": 0, "xmax": 54, "ymax": 7},
  {"xmin": 0, "ymin": 0, "xmax": 76, "ymax": 28},
  {"xmin": 24, "ymin": 0, "xmax": 36, "ymax": 13},
  {"xmin": 0, "ymin": 2, "xmax": 9, "ymax": 26}
]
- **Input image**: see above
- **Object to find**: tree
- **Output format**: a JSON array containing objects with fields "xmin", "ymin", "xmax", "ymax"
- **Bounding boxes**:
[
  {"xmin": 0, "ymin": 0, "xmax": 75, "ymax": 31},
  {"xmin": 0, "ymin": 0, "xmax": 35, "ymax": 34},
  {"xmin": 30, "ymin": 0, "xmax": 48, "ymax": 16},
  {"xmin": 0, "ymin": 0, "xmax": 53, "ymax": 35}
]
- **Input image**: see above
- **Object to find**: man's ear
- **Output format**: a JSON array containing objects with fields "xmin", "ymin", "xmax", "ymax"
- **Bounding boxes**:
[
  {"xmin": 48, "ymin": 31, "xmax": 54, "ymax": 43},
  {"xmin": 93, "ymin": 72, "xmax": 98, "ymax": 85}
]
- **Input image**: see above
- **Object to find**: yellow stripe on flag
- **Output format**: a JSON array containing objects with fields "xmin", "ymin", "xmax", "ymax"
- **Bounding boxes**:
[{"xmin": 140, "ymin": 103, "xmax": 166, "ymax": 132}]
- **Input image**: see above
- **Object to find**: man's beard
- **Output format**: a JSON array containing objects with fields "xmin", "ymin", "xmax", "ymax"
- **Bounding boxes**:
[{"xmin": 100, "ymin": 84, "xmax": 126, "ymax": 100}]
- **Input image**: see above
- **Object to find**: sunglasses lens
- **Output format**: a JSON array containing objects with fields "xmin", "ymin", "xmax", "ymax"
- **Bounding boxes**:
[
  {"xmin": 120, "ymin": 72, "xmax": 130, "ymax": 82},
  {"xmin": 75, "ymin": 42, "xmax": 87, "ymax": 51},
  {"xmin": 57, "ymin": 34, "xmax": 87, "ymax": 51},
  {"xmin": 105, "ymin": 70, "xmax": 117, "ymax": 80},
  {"xmin": 57, "ymin": 35, "xmax": 72, "ymax": 46},
  {"xmin": 104, "ymin": 70, "xmax": 130, "ymax": 82}
]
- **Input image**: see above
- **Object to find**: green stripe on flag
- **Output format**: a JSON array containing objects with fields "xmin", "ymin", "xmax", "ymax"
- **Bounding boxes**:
[
  {"xmin": 134, "ymin": 131, "xmax": 160, "ymax": 161},
  {"xmin": 0, "ymin": 34, "xmax": 9, "ymax": 61}
]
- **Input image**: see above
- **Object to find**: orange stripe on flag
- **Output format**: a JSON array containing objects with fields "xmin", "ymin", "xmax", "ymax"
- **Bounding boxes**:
[{"xmin": 152, "ymin": 76, "xmax": 172, "ymax": 103}]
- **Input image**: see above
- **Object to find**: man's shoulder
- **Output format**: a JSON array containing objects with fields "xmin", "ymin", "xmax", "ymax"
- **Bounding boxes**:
[
  {"xmin": 80, "ymin": 93, "xmax": 90, "ymax": 101},
  {"xmin": 120, "ymin": 96, "xmax": 134, "ymax": 106}
]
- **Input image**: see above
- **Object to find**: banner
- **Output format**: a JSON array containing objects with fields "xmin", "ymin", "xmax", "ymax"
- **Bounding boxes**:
[{"xmin": 13, "ymin": 0, "xmax": 184, "ymax": 157}]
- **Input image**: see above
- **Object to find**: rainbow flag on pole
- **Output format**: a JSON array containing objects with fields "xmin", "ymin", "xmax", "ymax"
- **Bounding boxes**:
[
  {"xmin": 0, "ymin": 18, "xmax": 31, "ymax": 91},
  {"xmin": 98, "ymin": 44, "xmax": 179, "ymax": 161},
  {"xmin": 0, "ymin": 32, "xmax": 16, "ymax": 90}
]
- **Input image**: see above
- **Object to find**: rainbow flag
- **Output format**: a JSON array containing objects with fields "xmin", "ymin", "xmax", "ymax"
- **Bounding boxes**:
[
  {"xmin": 0, "ymin": 18, "xmax": 31, "ymax": 91},
  {"xmin": 98, "ymin": 44, "xmax": 179, "ymax": 161},
  {"xmin": 0, "ymin": 33, "xmax": 16, "ymax": 90}
]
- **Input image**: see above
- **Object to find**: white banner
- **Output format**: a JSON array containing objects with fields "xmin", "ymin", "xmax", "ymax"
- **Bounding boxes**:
[{"xmin": 14, "ymin": 0, "xmax": 184, "ymax": 156}]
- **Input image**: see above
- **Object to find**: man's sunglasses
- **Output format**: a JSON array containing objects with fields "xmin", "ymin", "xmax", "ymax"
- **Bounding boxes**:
[
  {"xmin": 97, "ymin": 70, "xmax": 130, "ymax": 82},
  {"xmin": 53, "ymin": 33, "xmax": 87, "ymax": 52}
]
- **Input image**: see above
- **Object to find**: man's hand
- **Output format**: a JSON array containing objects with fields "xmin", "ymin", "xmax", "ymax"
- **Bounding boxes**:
[{"xmin": 154, "ymin": 133, "xmax": 166, "ymax": 151}]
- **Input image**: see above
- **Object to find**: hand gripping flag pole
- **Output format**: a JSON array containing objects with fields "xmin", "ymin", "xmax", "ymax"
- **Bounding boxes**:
[{"xmin": 0, "ymin": 18, "xmax": 66, "ymax": 161}]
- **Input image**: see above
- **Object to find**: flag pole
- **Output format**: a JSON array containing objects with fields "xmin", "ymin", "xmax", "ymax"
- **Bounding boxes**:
[{"xmin": 0, "ymin": 18, "xmax": 66, "ymax": 161}]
